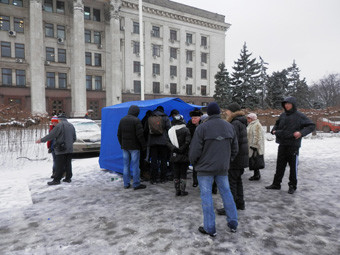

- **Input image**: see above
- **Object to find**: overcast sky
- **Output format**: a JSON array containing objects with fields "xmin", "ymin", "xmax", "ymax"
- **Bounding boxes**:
[{"xmin": 173, "ymin": 0, "xmax": 340, "ymax": 84}]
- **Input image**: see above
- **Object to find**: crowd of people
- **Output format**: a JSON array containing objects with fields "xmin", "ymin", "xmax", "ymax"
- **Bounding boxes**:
[{"xmin": 36, "ymin": 96, "xmax": 315, "ymax": 237}]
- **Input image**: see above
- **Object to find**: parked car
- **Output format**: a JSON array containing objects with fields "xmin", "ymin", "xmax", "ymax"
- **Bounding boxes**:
[
  {"xmin": 317, "ymin": 116, "xmax": 340, "ymax": 133},
  {"xmin": 67, "ymin": 118, "xmax": 101, "ymax": 153}
]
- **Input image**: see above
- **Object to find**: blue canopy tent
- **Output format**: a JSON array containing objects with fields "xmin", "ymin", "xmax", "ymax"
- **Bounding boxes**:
[{"xmin": 99, "ymin": 97, "xmax": 203, "ymax": 173}]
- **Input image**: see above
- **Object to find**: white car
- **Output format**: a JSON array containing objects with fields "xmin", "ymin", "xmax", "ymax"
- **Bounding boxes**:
[{"xmin": 67, "ymin": 119, "xmax": 101, "ymax": 153}]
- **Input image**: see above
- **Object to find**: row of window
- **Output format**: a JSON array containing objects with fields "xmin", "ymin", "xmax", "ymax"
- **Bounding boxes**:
[
  {"xmin": 1, "ymin": 68, "xmax": 25, "ymax": 86},
  {"xmin": 0, "ymin": 0, "xmax": 22, "ymax": 7},
  {"xmin": 0, "ymin": 16, "xmax": 24, "ymax": 33},
  {"xmin": 1, "ymin": 41, "xmax": 24, "ymax": 58},
  {"xmin": 132, "ymin": 81, "xmax": 207, "ymax": 96}
]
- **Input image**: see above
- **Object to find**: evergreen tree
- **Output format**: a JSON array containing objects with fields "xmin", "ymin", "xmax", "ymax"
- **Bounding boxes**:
[
  {"xmin": 266, "ymin": 70, "xmax": 288, "ymax": 109},
  {"xmin": 231, "ymin": 42, "xmax": 261, "ymax": 109},
  {"xmin": 258, "ymin": 56, "xmax": 269, "ymax": 109},
  {"xmin": 213, "ymin": 62, "xmax": 232, "ymax": 108}
]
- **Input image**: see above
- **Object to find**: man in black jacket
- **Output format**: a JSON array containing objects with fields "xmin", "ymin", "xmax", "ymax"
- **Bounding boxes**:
[
  {"xmin": 266, "ymin": 97, "xmax": 315, "ymax": 194},
  {"xmin": 117, "ymin": 105, "xmax": 147, "ymax": 190}
]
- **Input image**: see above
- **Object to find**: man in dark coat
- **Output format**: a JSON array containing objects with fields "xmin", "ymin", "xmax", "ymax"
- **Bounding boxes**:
[
  {"xmin": 36, "ymin": 113, "xmax": 76, "ymax": 185},
  {"xmin": 217, "ymin": 103, "xmax": 249, "ymax": 213},
  {"xmin": 148, "ymin": 105, "xmax": 171, "ymax": 183},
  {"xmin": 189, "ymin": 102, "xmax": 239, "ymax": 236},
  {"xmin": 266, "ymin": 96, "xmax": 315, "ymax": 194},
  {"xmin": 117, "ymin": 105, "xmax": 147, "ymax": 190}
]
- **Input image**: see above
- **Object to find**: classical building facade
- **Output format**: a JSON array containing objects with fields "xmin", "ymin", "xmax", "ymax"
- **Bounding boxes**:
[{"xmin": 0, "ymin": 0, "xmax": 229, "ymax": 119}]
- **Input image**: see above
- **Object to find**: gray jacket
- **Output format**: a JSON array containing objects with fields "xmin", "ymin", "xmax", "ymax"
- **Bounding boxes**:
[
  {"xmin": 189, "ymin": 114, "xmax": 239, "ymax": 176},
  {"xmin": 41, "ymin": 119, "xmax": 76, "ymax": 155}
]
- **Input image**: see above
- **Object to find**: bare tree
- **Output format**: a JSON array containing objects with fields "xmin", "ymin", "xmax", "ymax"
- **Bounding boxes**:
[{"xmin": 310, "ymin": 74, "xmax": 340, "ymax": 108}]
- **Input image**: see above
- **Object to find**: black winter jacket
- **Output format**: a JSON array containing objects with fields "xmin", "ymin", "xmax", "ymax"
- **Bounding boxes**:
[
  {"xmin": 117, "ymin": 105, "xmax": 146, "ymax": 150},
  {"xmin": 189, "ymin": 114, "xmax": 239, "ymax": 176},
  {"xmin": 167, "ymin": 120, "xmax": 191, "ymax": 163},
  {"xmin": 271, "ymin": 96, "xmax": 315, "ymax": 147},
  {"xmin": 227, "ymin": 111, "xmax": 249, "ymax": 169}
]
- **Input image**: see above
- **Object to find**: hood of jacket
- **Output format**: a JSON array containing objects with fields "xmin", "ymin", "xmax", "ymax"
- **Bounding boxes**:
[
  {"xmin": 128, "ymin": 105, "xmax": 140, "ymax": 117},
  {"xmin": 227, "ymin": 110, "xmax": 247, "ymax": 125},
  {"xmin": 281, "ymin": 96, "xmax": 297, "ymax": 114}
]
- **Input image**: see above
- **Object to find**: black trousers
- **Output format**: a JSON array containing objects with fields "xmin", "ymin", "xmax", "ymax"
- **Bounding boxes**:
[
  {"xmin": 150, "ymin": 145, "xmax": 168, "ymax": 181},
  {"xmin": 273, "ymin": 145, "xmax": 299, "ymax": 188},
  {"xmin": 173, "ymin": 162, "xmax": 189, "ymax": 180},
  {"xmin": 54, "ymin": 153, "xmax": 73, "ymax": 181},
  {"xmin": 228, "ymin": 168, "xmax": 245, "ymax": 206}
]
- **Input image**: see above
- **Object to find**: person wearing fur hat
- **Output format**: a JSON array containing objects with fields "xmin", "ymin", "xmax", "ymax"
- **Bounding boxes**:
[
  {"xmin": 189, "ymin": 102, "xmax": 239, "ymax": 236},
  {"xmin": 217, "ymin": 102, "xmax": 249, "ymax": 214},
  {"xmin": 167, "ymin": 114, "xmax": 191, "ymax": 196},
  {"xmin": 246, "ymin": 113, "xmax": 265, "ymax": 180},
  {"xmin": 186, "ymin": 108, "xmax": 203, "ymax": 187}
]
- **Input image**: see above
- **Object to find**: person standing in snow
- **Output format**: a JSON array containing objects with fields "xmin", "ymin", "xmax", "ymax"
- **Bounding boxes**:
[
  {"xmin": 47, "ymin": 115, "xmax": 59, "ymax": 178},
  {"xmin": 36, "ymin": 113, "xmax": 76, "ymax": 185},
  {"xmin": 167, "ymin": 114, "xmax": 191, "ymax": 196},
  {"xmin": 189, "ymin": 102, "xmax": 239, "ymax": 236},
  {"xmin": 265, "ymin": 96, "xmax": 315, "ymax": 194},
  {"xmin": 117, "ymin": 105, "xmax": 147, "ymax": 190},
  {"xmin": 246, "ymin": 113, "xmax": 265, "ymax": 181}
]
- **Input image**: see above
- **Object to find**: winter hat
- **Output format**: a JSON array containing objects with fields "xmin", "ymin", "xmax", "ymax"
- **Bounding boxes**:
[
  {"xmin": 226, "ymin": 103, "xmax": 241, "ymax": 113},
  {"xmin": 207, "ymin": 102, "xmax": 220, "ymax": 116},
  {"xmin": 169, "ymin": 109, "xmax": 179, "ymax": 117},
  {"xmin": 174, "ymin": 114, "xmax": 184, "ymax": 121},
  {"xmin": 156, "ymin": 105, "xmax": 164, "ymax": 113},
  {"xmin": 58, "ymin": 112, "xmax": 67, "ymax": 119},
  {"xmin": 51, "ymin": 115, "xmax": 59, "ymax": 123},
  {"xmin": 189, "ymin": 108, "xmax": 203, "ymax": 117},
  {"xmin": 247, "ymin": 113, "xmax": 257, "ymax": 120}
]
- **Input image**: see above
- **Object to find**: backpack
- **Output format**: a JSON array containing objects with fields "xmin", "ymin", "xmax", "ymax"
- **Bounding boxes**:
[{"xmin": 148, "ymin": 115, "xmax": 164, "ymax": 135}]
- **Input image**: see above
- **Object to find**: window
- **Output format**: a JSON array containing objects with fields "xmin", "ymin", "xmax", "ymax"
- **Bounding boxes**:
[
  {"xmin": 186, "ymin": 33, "xmax": 193, "ymax": 44},
  {"xmin": 153, "ymin": 82, "xmax": 160, "ymax": 93},
  {"xmin": 94, "ymin": 53, "xmax": 101, "ymax": 66},
  {"xmin": 84, "ymin": 6, "xmax": 91, "ymax": 20},
  {"xmin": 151, "ymin": 26, "xmax": 160, "ymax": 37},
  {"xmin": 201, "ymin": 69, "xmax": 207, "ymax": 79},
  {"xmin": 57, "ymin": 25, "xmax": 65, "ymax": 39},
  {"xmin": 89, "ymin": 101, "xmax": 99, "ymax": 119},
  {"xmin": 133, "ymin": 41, "xmax": 140, "ymax": 54},
  {"xmin": 85, "ymin": 30, "xmax": 91, "ymax": 43},
  {"xmin": 201, "ymin": 53, "xmax": 207, "ymax": 63},
  {"xmin": 133, "ymin": 61, "xmax": 140, "ymax": 73},
  {"xmin": 152, "ymin": 63, "xmax": 160, "ymax": 75},
  {"xmin": 2, "ymin": 68, "xmax": 12, "ymax": 85},
  {"xmin": 186, "ymin": 68, "xmax": 193, "ymax": 78},
  {"xmin": 58, "ymin": 73, "xmax": 67, "ymax": 88},
  {"xmin": 186, "ymin": 84, "xmax": 192, "ymax": 95},
  {"xmin": 15, "ymin": 43, "xmax": 24, "ymax": 59},
  {"xmin": 45, "ymin": 23, "xmax": 54, "ymax": 37},
  {"xmin": 95, "ymin": 76, "xmax": 102, "ymax": 90},
  {"xmin": 46, "ymin": 72, "xmax": 55, "ymax": 88},
  {"xmin": 86, "ymin": 75, "xmax": 92, "ymax": 90},
  {"xmin": 46, "ymin": 47, "xmax": 55, "ymax": 62},
  {"xmin": 170, "ymin": 66, "xmax": 177, "ymax": 76},
  {"xmin": 94, "ymin": 31, "xmax": 101, "ymax": 44},
  {"xmin": 13, "ymin": 0, "xmax": 23, "ymax": 7},
  {"xmin": 16, "ymin": 69, "xmax": 25, "ymax": 86},
  {"xmin": 201, "ymin": 85, "xmax": 207, "ymax": 96},
  {"xmin": 44, "ymin": 0, "xmax": 53, "ymax": 12},
  {"xmin": 170, "ymin": 83, "xmax": 177, "ymax": 94},
  {"xmin": 93, "ymin": 9, "xmax": 100, "ymax": 22},
  {"xmin": 58, "ymin": 49, "xmax": 66, "ymax": 63},
  {"xmin": 14, "ymin": 18, "xmax": 24, "ymax": 33},
  {"xmin": 56, "ymin": 1, "xmax": 65, "ymax": 14},
  {"xmin": 134, "ymin": 80, "xmax": 141, "ymax": 93},
  {"xmin": 152, "ymin": 45, "xmax": 160, "ymax": 57},
  {"xmin": 170, "ymin": 30, "xmax": 177, "ymax": 41},
  {"xmin": 1, "ymin": 41, "xmax": 11, "ymax": 57},
  {"xmin": 201, "ymin": 36, "xmax": 207, "ymax": 47},
  {"xmin": 85, "ymin": 52, "xmax": 91, "ymax": 65},
  {"xmin": 0, "ymin": 0, "xmax": 9, "ymax": 4},
  {"xmin": 186, "ymin": 50, "xmax": 193, "ymax": 62},
  {"xmin": 0, "ymin": 16, "xmax": 10, "ymax": 31},
  {"xmin": 170, "ymin": 47, "xmax": 177, "ymax": 59},
  {"xmin": 133, "ymin": 22, "xmax": 139, "ymax": 34}
]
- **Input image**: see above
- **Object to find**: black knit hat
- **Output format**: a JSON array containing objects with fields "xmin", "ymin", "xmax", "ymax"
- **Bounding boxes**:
[
  {"xmin": 169, "ymin": 109, "xmax": 179, "ymax": 117},
  {"xmin": 207, "ymin": 102, "xmax": 220, "ymax": 116},
  {"xmin": 226, "ymin": 103, "xmax": 241, "ymax": 113},
  {"xmin": 189, "ymin": 108, "xmax": 203, "ymax": 117}
]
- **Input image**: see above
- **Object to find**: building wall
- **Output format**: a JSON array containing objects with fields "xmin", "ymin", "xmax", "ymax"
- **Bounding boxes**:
[{"xmin": 0, "ymin": 0, "xmax": 229, "ymax": 119}]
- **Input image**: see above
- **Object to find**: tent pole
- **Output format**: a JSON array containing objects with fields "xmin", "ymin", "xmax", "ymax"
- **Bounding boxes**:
[{"xmin": 139, "ymin": 0, "xmax": 145, "ymax": 101}]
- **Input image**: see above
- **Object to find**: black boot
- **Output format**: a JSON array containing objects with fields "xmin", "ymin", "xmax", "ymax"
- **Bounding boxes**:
[
  {"xmin": 174, "ymin": 179, "xmax": 181, "ymax": 196},
  {"xmin": 192, "ymin": 170, "xmax": 198, "ymax": 187},
  {"xmin": 249, "ymin": 170, "xmax": 261, "ymax": 181},
  {"xmin": 180, "ymin": 179, "xmax": 188, "ymax": 196}
]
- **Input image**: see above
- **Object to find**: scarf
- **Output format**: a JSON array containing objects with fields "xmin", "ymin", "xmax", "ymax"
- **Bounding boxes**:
[{"xmin": 168, "ymin": 124, "xmax": 186, "ymax": 148}]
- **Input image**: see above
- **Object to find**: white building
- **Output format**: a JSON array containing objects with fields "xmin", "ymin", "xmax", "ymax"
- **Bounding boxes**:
[{"xmin": 0, "ymin": 0, "xmax": 229, "ymax": 119}]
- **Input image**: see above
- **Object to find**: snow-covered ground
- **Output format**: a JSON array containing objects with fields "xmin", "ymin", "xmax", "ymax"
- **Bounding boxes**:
[{"xmin": 0, "ymin": 132, "xmax": 340, "ymax": 255}]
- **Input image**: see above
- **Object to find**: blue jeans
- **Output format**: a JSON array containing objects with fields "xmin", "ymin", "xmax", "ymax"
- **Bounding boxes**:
[
  {"xmin": 123, "ymin": 150, "xmax": 141, "ymax": 188},
  {"xmin": 198, "ymin": 175, "xmax": 238, "ymax": 234}
]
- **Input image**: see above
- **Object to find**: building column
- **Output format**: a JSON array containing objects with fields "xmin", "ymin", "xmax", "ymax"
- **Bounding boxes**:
[
  {"xmin": 105, "ymin": 0, "xmax": 122, "ymax": 106},
  {"xmin": 70, "ymin": 0, "xmax": 86, "ymax": 117},
  {"xmin": 29, "ymin": 0, "xmax": 46, "ymax": 115}
]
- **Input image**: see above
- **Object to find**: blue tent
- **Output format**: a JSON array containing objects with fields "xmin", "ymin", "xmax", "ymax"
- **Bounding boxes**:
[{"xmin": 99, "ymin": 97, "xmax": 203, "ymax": 173}]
